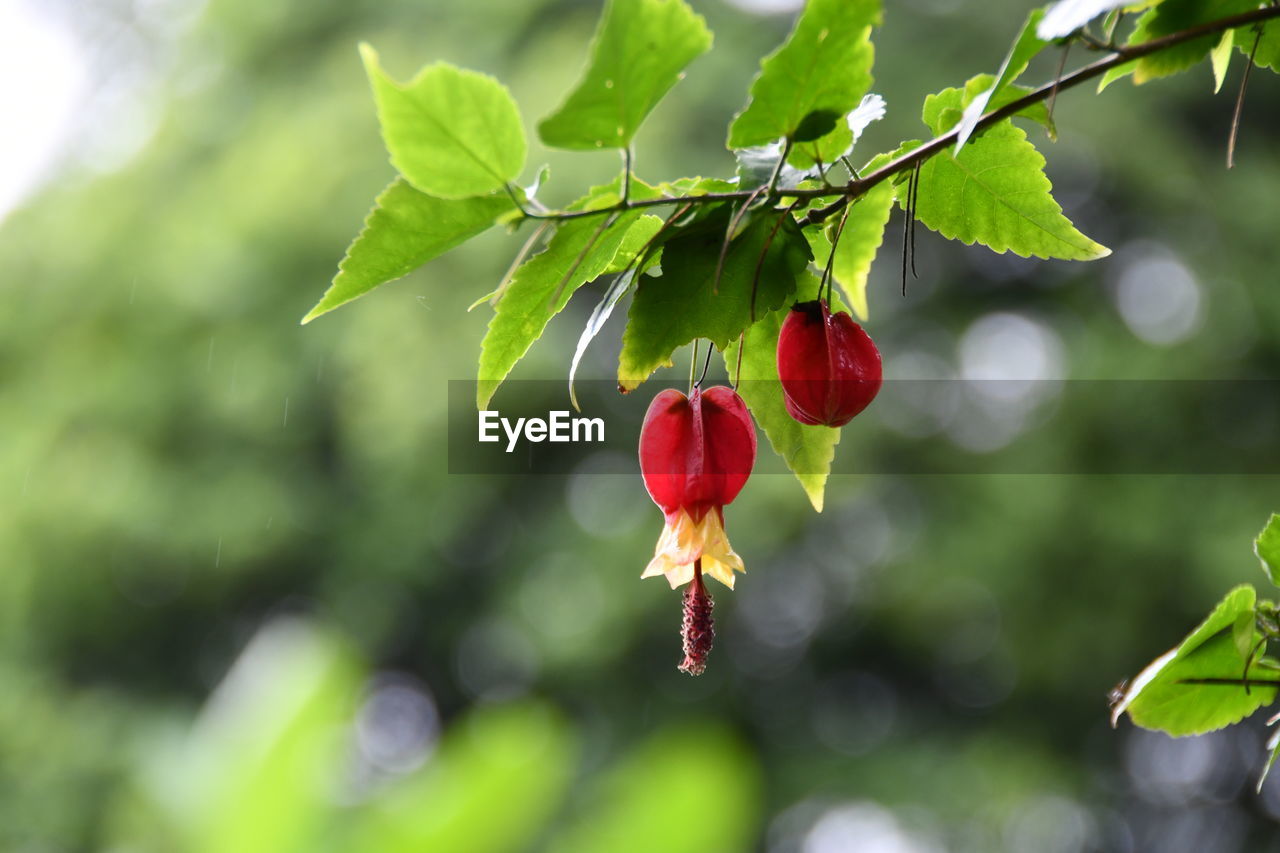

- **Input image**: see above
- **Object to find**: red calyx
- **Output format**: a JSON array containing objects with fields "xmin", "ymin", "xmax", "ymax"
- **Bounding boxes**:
[
  {"xmin": 639, "ymin": 385, "xmax": 757, "ymax": 522},
  {"xmin": 776, "ymin": 299, "xmax": 882, "ymax": 427}
]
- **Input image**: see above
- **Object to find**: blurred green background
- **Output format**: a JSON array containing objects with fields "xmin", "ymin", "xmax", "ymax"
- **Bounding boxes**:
[{"xmin": 2, "ymin": 0, "xmax": 1280, "ymax": 850}]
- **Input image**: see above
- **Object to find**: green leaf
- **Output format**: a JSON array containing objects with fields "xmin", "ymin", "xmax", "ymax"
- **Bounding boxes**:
[
  {"xmin": 793, "ymin": 110, "xmax": 843, "ymax": 143},
  {"xmin": 822, "ymin": 180, "xmax": 894, "ymax": 322},
  {"xmin": 545, "ymin": 724, "xmax": 760, "ymax": 853},
  {"xmin": 349, "ymin": 703, "xmax": 576, "ymax": 853},
  {"xmin": 789, "ymin": 125, "xmax": 853, "ymax": 171},
  {"xmin": 569, "ymin": 271, "xmax": 635, "ymax": 413},
  {"xmin": 724, "ymin": 273, "xmax": 842, "ymax": 511},
  {"xmin": 1239, "ymin": 19, "xmax": 1280, "ymax": 72},
  {"xmin": 361, "ymin": 45, "xmax": 526, "ymax": 199},
  {"xmin": 727, "ymin": 0, "xmax": 881, "ymax": 149},
  {"xmin": 922, "ymin": 84, "xmax": 974, "ymax": 136},
  {"xmin": 734, "ymin": 144, "xmax": 814, "ymax": 191},
  {"xmin": 1210, "ymin": 30, "xmax": 1234, "ymax": 93},
  {"xmin": 569, "ymin": 214, "xmax": 665, "ymax": 409},
  {"xmin": 1135, "ymin": 0, "xmax": 1261, "ymax": 84},
  {"xmin": 303, "ymin": 180, "xmax": 513, "ymax": 324},
  {"xmin": 1234, "ymin": 609, "xmax": 1259, "ymax": 660},
  {"xmin": 537, "ymin": 0, "xmax": 712, "ymax": 150},
  {"xmin": 1038, "ymin": 0, "xmax": 1133, "ymax": 40},
  {"xmin": 618, "ymin": 206, "xmax": 810, "ymax": 391},
  {"xmin": 955, "ymin": 9, "xmax": 1048, "ymax": 153},
  {"xmin": 788, "ymin": 93, "xmax": 887, "ymax": 171},
  {"xmin": 602, "ymin": 213, "xmax": 665, "ymax": 274},
  {"xmin": 1133, "ymin": 2, "xmax": 1254, "ymax": 84},
  {"xmin": 808, "ymin": 145, "xmax": 900, "ymax": 321},
  {"xmin": 911, "ymin": 107, "xmax": 1109, "ymax": 261},
  {"xmin": 963, "ymin": 76, "xmax": 1057, "ymax": 138},
  {"xmin": 805, "ymin": 228, "xmax": 832, "ymax": 269},
  {"xmin": 1099, "ymin": 0, "xmax": 1260, "ymax": 91},
  {"xmin": 162, "ymin": 622, "xmax": 360, "ymax": 853},
  {"xmin": 1260, "ymin": 722, "xmax": 1280, "ymax": 792},
  {"xmin": 1097, "ymin": 61, "xmax": 1134, "ymax": 92},
  {"xmin": 1112, "ymin": 585, "xmax": 1279, "ymax": 736},
  {"xmin": 1256, "ymin": 513, "xmax": 1280, "ymax": 586},
  {"xmin": 477, "ymin": 182, "xmax": 663, "ymax": 408},
  {"xmin": 660, "ymin": 176, "xmax": 739, "ymax": 195}
]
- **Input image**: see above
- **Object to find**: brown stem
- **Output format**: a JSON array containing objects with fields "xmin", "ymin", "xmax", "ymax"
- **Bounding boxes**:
[
  {"xmin": 715, "ymin": 186, "xmax": 768, "ymax": 296},
  {"xmin": 821, "ymin": 201, "xmax": 853, "ymax": 306},
  {"xmin": 732, "ymin": 328, "xmax": 746, "ymax": 390},
  {"xmin": 1047, "ymin": 40, "xmax": 1071, "ymax": 123},
  {"xmin": 694, "ymin": 337, "xmax": 715, "ymax": 388},
  {"xmin": 505, "ymin": 6, "xmax": 1280, "ymax": 232},
  {"xmin": 799, "ymin": 4, "xmax": 1280, "ymax": 226},
  {"xmin": 1227, "ymin": 28, "xmax": 1262, "ymax": 169},
  {"xmin": 547, "ymin": 212, "xmax": 618, "ymax": 309},
  {"xmin": 749, "ymin": 201, "xmax": 802, "ymax": 323}
]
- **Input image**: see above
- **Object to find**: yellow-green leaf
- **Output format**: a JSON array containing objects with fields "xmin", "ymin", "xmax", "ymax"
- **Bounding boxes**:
[
  {"xmin": 304, "ymin": 179, "xmax": 513, "ymax": 324},
  {"xmin": 538, "ymin": 0, "xmax": 711, "ymax": 150},
  {"xmin": 724, "ymin": 272, "xmax": 842, "ymax": 511},
  {"xmin": 727, "ymin": 0, "xmax": 881, "ymax": 149},
  {"xmin": 362, "ymin": 46, "xmax": 526, "ymax": 199}
]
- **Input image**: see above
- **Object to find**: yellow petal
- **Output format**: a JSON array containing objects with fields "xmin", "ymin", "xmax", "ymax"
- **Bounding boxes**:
[
  {"xmin": 702, "ymin": 555, "xmax": 740, "ymax": 590},
  {"xmin": 698, "ymin": 511, "xmax": 744, "ymax": 589},
  {"xmin": 641, "ymin": 508, "xmax": 745, "ymax": 589}
]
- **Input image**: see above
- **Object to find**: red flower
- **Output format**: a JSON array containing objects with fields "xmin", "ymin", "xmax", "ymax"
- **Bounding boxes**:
[
  {"xmin": 638, "ymin": 385, "xmax": 756, "ymax": 590},
  {"xmin": 639, "ymin": 385, "xmax": 756, "ymax": 675},
  {"xmin": 777, "ymin": 299, "xmax": 882, "ymax": 427}
]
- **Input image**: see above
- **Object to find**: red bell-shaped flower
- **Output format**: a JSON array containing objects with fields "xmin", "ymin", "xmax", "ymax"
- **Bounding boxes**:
[
  {"xmin": 638, "ymin": 385, "xmax": 756, "ymax": 590},
  {"xmin": 776, "ymin": 299, "xmax": 882, "ymax": 427}
]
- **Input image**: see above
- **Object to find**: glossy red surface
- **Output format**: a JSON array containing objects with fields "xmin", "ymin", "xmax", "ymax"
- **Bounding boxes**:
[
  {"xmin": 638, "ymin": 385, "xmax": 757, "ymax": 521},
  {"xmin": 777, "ymin": 299, "xmax": 882, "ymax": 427}
]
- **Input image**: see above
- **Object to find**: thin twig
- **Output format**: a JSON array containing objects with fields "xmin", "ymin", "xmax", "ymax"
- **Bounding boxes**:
[
  {"xmin": 618, "ymin": 201, "xmax": 694, "ymax": 283},
  {"xmin": 1075, "ymin": 31, "xmax": 1112, "ymax": 51},
  {"xmin": 548, "ymin": 212, "xmax": 618, "ymax": 308},
  {"xmin": 503, "ymin": 182, "xmax": 544, "ymax": 219},
  {"xmin": 1228, "ymin": 28, "xmax": 1262, "ymax": 169},
  {"xmin": 1048, "ymin": 40, "xmax": 1071, "ymax": 123},
  {"xmin": 813, "ymin": 156, "xmax": 831, "ymax": 187},
  {"xmin": 1244, "ymin": 637, "xmax": 1268, "ymax": 695},
  {"xmin": 732, "ymin": 330, "xmax": 746, "ymax": 390},
  {"xmin": 600, "ymin": 200, "xmax": 694, "ymax": 315},
  {"xmin": 797, "ymin": 4, "xmax": 1280, "ymax": 227},
  {"xmin": 528, "ymin": 189, "xmax": 751, "ymax": 223},
  {"xmin": 622, "ymin": 147, "xmax": 633, "ymax": 203},
  {"xmin": 1177, "ymin": 678, "xmax": 1280, "ymax": 686},
  {"xmin": 495, "ymin": 6, "xmax": 1280, "ymax": 228},
  {"xmin": 488, "ymin": 221, "xmax": 550, "ymax": 307},
  {"xmin": 766, "ymin": 139, "xmax": 793, "ymax": 196},
  {"xmin": 909, "ymin": 160, "xmax": 920, "ymax": 280},
  {"xmin": 900, "ymin": 167, "xmax": 913, "ymax": 297},
  {"xmin": 1106, "ymin": 11, "xmax": 1125, "ymax": 45},
  {"xmin": 695, "ymin": 338, "xmax": 716, "ymax": 388},
  {"xmin": 749, "ymin": 201, "xmax": 802, "ymax": 324},
  {"xmin": 688, "ymin": 339, "xmax": 699, "ymax": 394},
  {"xmin": 822, "ymin": 201, "xmax": 854, "ymax": 306},
  {"xmin": 714, "ymin": 187, "xmax": 768, "ymax": 295}
]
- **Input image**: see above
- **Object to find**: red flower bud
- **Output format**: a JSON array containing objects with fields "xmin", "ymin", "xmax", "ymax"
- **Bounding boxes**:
[
  {"xmin": 776, "ymin": 299, "xmax": 882, "ymax": 427},
  {"xmin": 638, "ymin": 385, "xmax": 756, "ymax": 591},
  {"xmin": 639, "ymin": 385, "xmax": 756, "ymax": 523}
]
